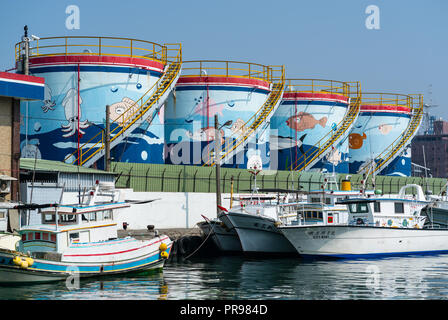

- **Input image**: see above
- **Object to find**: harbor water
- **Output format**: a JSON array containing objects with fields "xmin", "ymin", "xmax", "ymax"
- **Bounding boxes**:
[{"xmin": 2, "ymin": 254, "xmax": 448, "ymax": 300}]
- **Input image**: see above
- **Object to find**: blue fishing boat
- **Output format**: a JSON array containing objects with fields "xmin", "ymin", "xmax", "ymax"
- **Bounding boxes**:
[{"xmin": 0, "ymin": 182, "xmax": 172, "ymax": 284}]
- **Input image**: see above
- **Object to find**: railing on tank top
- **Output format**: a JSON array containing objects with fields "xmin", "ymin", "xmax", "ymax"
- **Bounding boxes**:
[{"xmin": 15, "ymin": 36, "xmax": 168, "ymax": 64}]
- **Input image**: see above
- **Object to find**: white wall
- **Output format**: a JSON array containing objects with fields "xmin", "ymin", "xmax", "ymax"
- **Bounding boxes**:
[
  {"xmin": 116, "ymin": 190, "xmax": 232, "ymax": 230},
  {"xmin": 61, "ymin": 189, "xmax": 232, "ymax": 230}
]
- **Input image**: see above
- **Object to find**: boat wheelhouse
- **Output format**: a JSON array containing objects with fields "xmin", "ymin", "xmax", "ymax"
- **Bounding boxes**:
[{"xmin": 0, "ymin": 182, "xmax": 172, "ymax": 284}]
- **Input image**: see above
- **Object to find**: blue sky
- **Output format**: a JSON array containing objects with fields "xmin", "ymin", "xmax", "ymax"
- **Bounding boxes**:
[{"xmin": 1, "ymin": 0, "xmax": 447, "ymax": 118}]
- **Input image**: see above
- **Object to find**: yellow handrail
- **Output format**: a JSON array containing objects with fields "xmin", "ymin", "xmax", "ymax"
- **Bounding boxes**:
[
  {"xmin": 358, "ymin": 94, "xmax": 423, "ymax": 174},
  {"xmin": 285, "ymin": 79, "xmax": 350, "ymax": 96},
  {"xmin": 203, "ymin": 65, "xmax": 285, "ymax": 166},
  {"xmin": 180, "ymin": 60, "xmax": 273, "ymax": 83},
  {"xmin": 360, "ymin": 92, "xmax": 412, "ymax": 108},
  {"xmin": 15, "ymin": 36, "xmax": 166, "ymax": 64}
]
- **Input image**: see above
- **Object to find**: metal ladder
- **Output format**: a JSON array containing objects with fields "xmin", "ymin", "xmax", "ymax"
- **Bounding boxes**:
[
  {"xmin": 65, "ymin": 44, "xmax": 182, "ymax": 167},
  {"xmin": 291, "ymin": 83, "xmax": 361, "ymax": 171},
  {"xmin": 357, "ymin": 94, "xmax": 424, "ymax": 175},
  {"xmin": 204, "ymin": 65, "xmax": 285, "ymax": 167}
]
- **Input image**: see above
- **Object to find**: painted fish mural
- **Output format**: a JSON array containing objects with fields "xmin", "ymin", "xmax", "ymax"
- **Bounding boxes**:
[
  {"xmin": 187, "ymin": 97, "xmax": 224, "ymax": 119},
  {"xmin": 109, "ymin": 97, "xmax": 138, "ymax": 125},
  {"xmin": 186, "ymin": 126, "xmax": 225, "ymax": 143},
  {"xmin": 270, "ymin": 134, "xmax": 307, "ymax": 154},
  {"xmin": 349, "ymin": 132, "xmax": 367, "ymax": 149},
  {"xmin": 231, "ymin": 118, "xmax": 248, "ymax": 136},
  {"xmin": 378, "ymin": 124, "xmax": 393, "ymax": 135},
  {"xmin": 286, "ymin": 112, "xmax": 328, "ymax": 132}
]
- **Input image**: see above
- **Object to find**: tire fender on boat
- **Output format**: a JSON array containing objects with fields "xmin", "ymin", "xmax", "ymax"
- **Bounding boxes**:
[
  {"xmin": 25, "ymin": 257, "xmax": 34, "ymax": 267},
  {"xmin": 160, "ymin": 242, "xmax": 169, "ymax": 259},
  {"xmin": 12, "ymin": 256, "xmax": 22, "ymax": 266}
]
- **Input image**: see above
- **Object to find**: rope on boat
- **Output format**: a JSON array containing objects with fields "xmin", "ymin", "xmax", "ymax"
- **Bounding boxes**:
[{"xmin": 183, "ymin": 215, "xmax": 215, "ymax": 260}]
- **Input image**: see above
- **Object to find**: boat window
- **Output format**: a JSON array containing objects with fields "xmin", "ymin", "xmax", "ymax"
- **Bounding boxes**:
[
  {"xmin": 42, "ymin": 232, "xmax": 49, "ymax": 241},
  {"xmin": 60, "ymin": 214, "xmax": 77, "ymax": 224},
  {"xmin": 394, "ymin": 202, "xmax": 404, "ymax": 214},
  {"xmin": 0, "ymin": 211, "xmax": 4, "ymax": 219},
  {"xmin": 318, "ymin": 212, "xmax": 323, "ymax": 219},
  {"xmin": 374, "ymin": 202, "xmax": 381, "ymax": 213},
  {"xmin": 311, "ymin": 197, "xmax": 320, "ymax": 203},
  {"xmin": 50, "ymin": 234, "xmax": 56, "ymax": 242},
  {"xmin": 21, "ymin": 234, "xmax": 26, "ymax": 241},
  {"xmin": 325, "ymin": 198, "xmax": 331, "ymax": 205},
  {"xmin": 69, "ymin": 232, "xmax": 80, "ymax": 243},
  {"xmin": 34, "ymin": 232, "xmax": 41, "ymax": 240},
  {"xmin": 43, "ymin": 214, "xmax": 56, "ymax": 224},
  {"xmin": 349, "ymin": 203, "xmax": 369, "ymax": 213}
]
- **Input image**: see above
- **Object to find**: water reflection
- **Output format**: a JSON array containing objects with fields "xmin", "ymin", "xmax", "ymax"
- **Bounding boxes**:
[
  {"xmin": 2, "ymin": 254, "xmax": 448, "ymax": 299},
  {"xmin": 163, "ymin": 254, "xmax": 448, "ymax": 300}
]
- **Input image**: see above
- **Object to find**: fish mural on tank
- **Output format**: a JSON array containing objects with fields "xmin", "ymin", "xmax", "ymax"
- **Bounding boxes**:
[
  {"xmin": 164, "ymin": 62, "xmax": 273, "ymax": 169},
  {"xmin": 348, "ymin": 95, "xmax": 414, "ymax": 176},
  {"xmin": 286, "ymin": 112, "xmax": 328, "ymax": 132},
  {"xmin": 270, "ymin": 82, "xmax": 352, "ymax": 172},
  {"xmin": 20, "ymin": 54, "xmax": 166, "ymax": 165},
  {"xmin": 348, "ymin": 132, "xmax": 367, "ymax": 150}
]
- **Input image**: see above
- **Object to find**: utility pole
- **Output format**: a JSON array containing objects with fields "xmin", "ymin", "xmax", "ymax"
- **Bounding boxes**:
[
  {"xmin": 23, "ymin": 25, "xmax": 29, "ymax": 76},
  {"xmin": 105, "ymin": 105, "xmax": 111, "ymax": 172},
  {"xmin": 215, "ymin": 114, "xmax": 222, "ymax": 215}
]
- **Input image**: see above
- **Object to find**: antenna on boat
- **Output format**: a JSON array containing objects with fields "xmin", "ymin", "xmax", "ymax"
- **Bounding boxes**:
[{"xmin": 422, "ymin": 145, "xmax": 430, "ymax": 195}]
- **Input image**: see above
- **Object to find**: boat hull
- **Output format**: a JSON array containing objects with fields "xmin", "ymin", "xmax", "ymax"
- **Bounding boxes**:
[
  {"xmin": 0, "ymin": 236, "xmax": 172, "ymax": 284},
  {"xmin": 198, "ymin": 221, "xmax": 242, "ymax": 253},
  {"xmin": 280, "ymin": 225, "xmax": 448, "ymax": 258},
  {"xmin": 219, "ymin": 212, "xmax": 297, "ymax": 254}
]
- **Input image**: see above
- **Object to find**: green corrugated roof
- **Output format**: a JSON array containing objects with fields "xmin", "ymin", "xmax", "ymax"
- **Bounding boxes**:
[{"xmin": 20, "ymin": 158, "xmax": 116, "ymax": 175}]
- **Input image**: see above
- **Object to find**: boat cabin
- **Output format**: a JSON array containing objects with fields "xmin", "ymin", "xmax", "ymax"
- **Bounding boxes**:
[
  {"xmin": 17, "ymin": 182, "xmax": 130, "ymax": 254},
  {"xmin": 337, "ymin": 185, "xmax": 429, "ymax": 229},
  {"xmin": 278, "ymin": 189, "xmax": 376, "ymax": 226}
]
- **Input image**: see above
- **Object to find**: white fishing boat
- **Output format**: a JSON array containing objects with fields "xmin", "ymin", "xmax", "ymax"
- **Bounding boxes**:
[
  {"xmin": 197, "ymin": 213, "xmax": 242, "ymax": 253},
  {"xmin": 218, "ymin": 199, "xmax": 298, "ymax": 255},
  {"xmin": 0, "ymin": 181, "xmax": 172, "ymax": 284},
  {"xmin": 279, "ymin": 184, "xmax": 446, "ymax": 258},
  {"xmin": 218, "ymin": 170, "xmax": 372, "ymax": 255}
]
